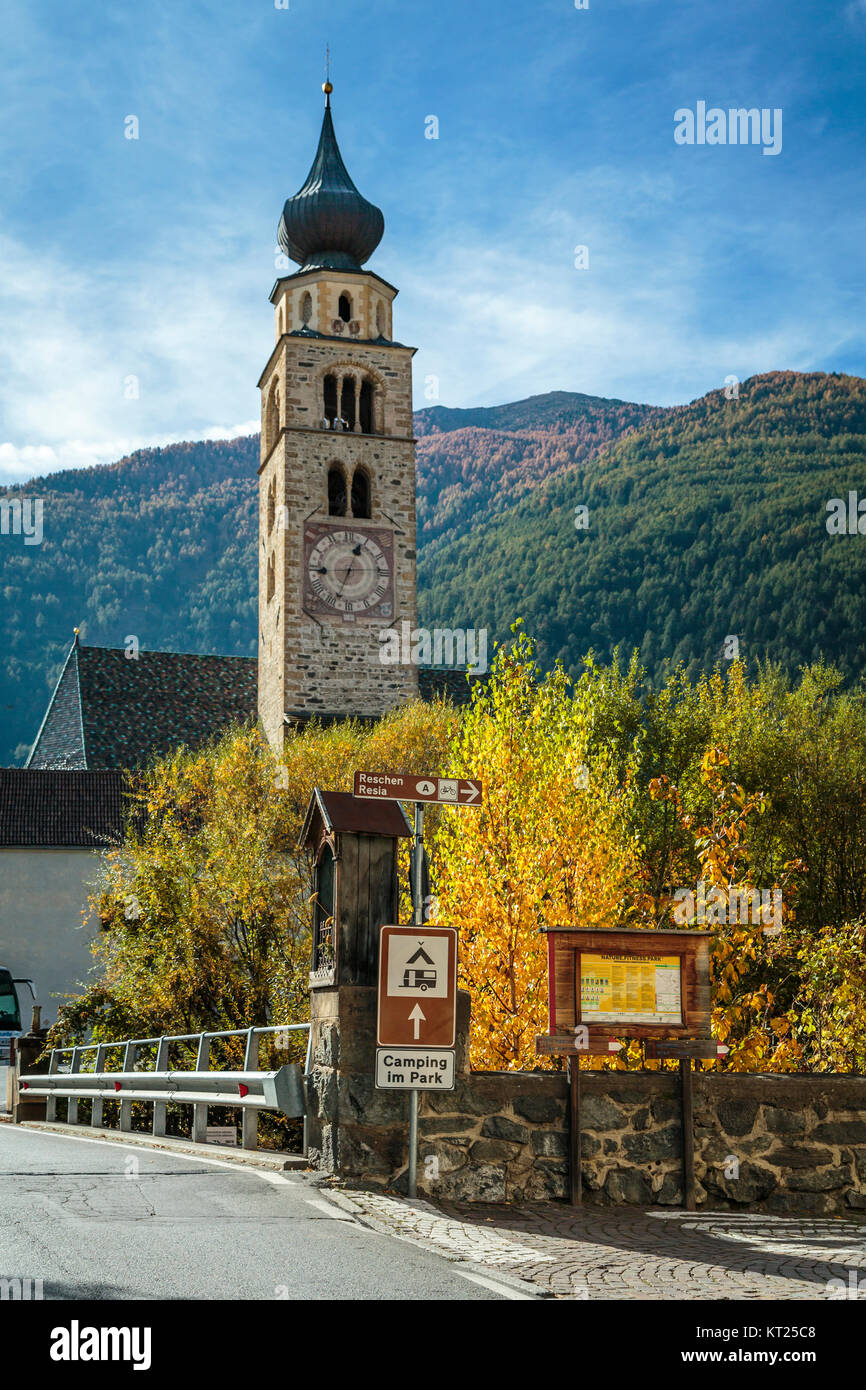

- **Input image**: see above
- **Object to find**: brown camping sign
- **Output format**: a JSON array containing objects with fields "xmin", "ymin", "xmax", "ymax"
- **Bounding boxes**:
[{"xmin": 377, "ymin": 926, "xmax": 457, "ymax": 1047}]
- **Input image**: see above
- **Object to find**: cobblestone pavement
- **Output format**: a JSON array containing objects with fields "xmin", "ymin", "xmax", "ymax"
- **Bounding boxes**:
[{"xmin": 333, "ymin": 1189, "xmax": 866, "ymax": 1300}]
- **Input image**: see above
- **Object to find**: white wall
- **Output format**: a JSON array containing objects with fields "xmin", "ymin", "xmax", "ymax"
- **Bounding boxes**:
[{"xmin": 0, "ymin": 848, "xmax": 102, "ymax": 1027}]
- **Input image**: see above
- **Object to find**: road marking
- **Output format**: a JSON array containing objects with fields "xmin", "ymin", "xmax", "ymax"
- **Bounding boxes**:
[
  {"xmin": 455, "ymin": 1269, "xmax": 538, "ymax": 1300},
  {"xmin": 5, "ymin": 1125, "xmax": 299, "ymax": 1186},
  {"xmin": 305, "ymin": 1197, "xmax": 357, "ymax": 1221}
]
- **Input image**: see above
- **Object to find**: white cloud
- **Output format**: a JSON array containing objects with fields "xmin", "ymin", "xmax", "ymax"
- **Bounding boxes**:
[
  {"xmin": 395, "ymin": 206, "xmax": 822, "ymax": 413},
  {"xmin": 0, "ymin": 424, "xmax": 259, "ymax": 486},
  {"xmin": 0, "ymin": 224, "xmax": 267, "ymax": 484},
  {"xmin": 0, "ymin": 127, "xmax": 860, "ymax": 487}
]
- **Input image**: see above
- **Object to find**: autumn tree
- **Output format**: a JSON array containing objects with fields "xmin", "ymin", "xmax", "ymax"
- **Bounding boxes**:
[
  {"xmin": 432, "ymin": 625, "xmax": 645, "ymax": 1071},
  {"xmin": 48, "ymin": 702, "xmax": 455, "ymax": 1049}
]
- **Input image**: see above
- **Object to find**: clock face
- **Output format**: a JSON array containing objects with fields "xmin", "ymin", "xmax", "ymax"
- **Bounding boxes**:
[{"xmin": 303, "ymin": 522, "xmax": 394, "ymax": 623}]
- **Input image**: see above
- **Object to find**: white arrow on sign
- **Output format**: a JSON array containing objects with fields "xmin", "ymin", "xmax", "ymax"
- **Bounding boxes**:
[
  {"xmin": 459, "ymin": 781, "xmax": 480, "ymax": 804},
  {"xmin": 409, "ymin": 1004, "xmax": 426, "ymax": 1040}
]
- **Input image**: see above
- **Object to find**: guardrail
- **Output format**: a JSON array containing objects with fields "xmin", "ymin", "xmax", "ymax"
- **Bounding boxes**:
[{"xmin": 18, "ymin": 1023, "xmax": 311, "ymax": 1153}]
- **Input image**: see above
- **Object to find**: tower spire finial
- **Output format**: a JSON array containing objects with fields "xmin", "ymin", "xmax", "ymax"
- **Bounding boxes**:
[
  {"xmin": 323, "ymin": 45, "xmax": 332, "ymax": 104},
  {"xmin": 279, "ymin": 70, "xmax": 384, "ymax": 271}
]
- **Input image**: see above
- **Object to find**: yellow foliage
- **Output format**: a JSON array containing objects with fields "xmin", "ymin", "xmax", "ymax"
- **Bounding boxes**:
[{"xmin": 432, "ymin": 627, "xmax": 645, "ymax": 1071}]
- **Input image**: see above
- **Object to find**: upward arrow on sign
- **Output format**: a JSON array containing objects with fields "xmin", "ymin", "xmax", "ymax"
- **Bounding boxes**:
[{"xmin": 408, "ymin": 1004, "xmax": 426, "ymax": 1039}]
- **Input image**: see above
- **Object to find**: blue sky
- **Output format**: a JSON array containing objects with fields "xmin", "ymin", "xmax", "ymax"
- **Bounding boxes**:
[{"xmin": 0, "ymin": 0, "xmax": 864, "ymax": 482}]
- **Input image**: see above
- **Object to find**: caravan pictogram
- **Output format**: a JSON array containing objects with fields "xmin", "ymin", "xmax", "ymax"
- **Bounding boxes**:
[{"xmin": 401, "ymin": 943, "xmax": 437, "ymax": 991}]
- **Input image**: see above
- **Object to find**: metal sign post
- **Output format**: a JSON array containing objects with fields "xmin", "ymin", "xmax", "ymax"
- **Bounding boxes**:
[
  {"xmin": 379, "ymin": 914, "xmax": 459, "ymax": 1199},
  {"xmin": 408, "ymin": 803, "xmax": 424, "ymax": 1199}
]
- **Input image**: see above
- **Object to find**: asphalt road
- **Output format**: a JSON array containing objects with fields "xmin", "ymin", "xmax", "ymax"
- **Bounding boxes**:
[{"xmin": 0, "ymin": 1126, "xmax": 509, "ymax": 1300}]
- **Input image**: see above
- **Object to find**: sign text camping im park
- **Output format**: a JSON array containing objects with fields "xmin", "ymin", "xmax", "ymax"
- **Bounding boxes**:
[{"xmin": 536, "ymin": 926, "xmax": 712, "ymax": 1056}]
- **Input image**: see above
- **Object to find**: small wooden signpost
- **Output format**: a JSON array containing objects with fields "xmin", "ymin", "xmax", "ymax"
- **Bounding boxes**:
[{"xmin": 536, "ymin": 927, "xmax": 715, "ymax": 1210}]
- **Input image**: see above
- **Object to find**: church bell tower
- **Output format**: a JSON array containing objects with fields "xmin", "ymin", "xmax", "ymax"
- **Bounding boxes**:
[{"xmin": 257, "ymin": 82, "xmax": 419, "ymax": 749}]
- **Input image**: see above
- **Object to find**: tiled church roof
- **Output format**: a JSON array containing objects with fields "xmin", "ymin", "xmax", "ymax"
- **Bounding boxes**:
[
  {"xmin": 419, "ymin": 668, "xmax": 477, "ymax": 705},
  {"xmin": 26, "ymin": 639, "xmax": 477, "ymax": 772},
  {"xmin": 28, "ymin": 642, "xmax": 258, "ymax": 771},
  {"xmin": 0, "ymin": 769, "xmax": 125, "ymax": 847}
]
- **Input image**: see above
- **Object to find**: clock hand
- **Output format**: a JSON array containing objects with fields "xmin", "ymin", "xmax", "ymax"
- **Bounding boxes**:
[{"xmin": 335, "ymin": 563, "xmax": 356, "ymax": 595}]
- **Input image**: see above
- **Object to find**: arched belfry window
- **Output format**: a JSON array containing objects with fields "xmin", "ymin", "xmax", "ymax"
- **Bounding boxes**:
[
  {"xmin": 323, "ymin": 374, "xmax": 338, "ymax": 429},
  {"xmin": 328, "ymin": 465, "xmax": 347, "ymax": 517},
  {"xmin": 340, "ymin": 377, "xmax": 356, "ymax": 433},
  {"xmin": 301, "ymin": 291, "xmax": 313, "ymax": 327},
  {"xmin": 267, "ymin": 480, "xmax": 276, "ymax": 535},
  {"xmin": 351, "ymin": 467, "xmax": 370, "ymax": 519},
  {"xmin": 338, "ymin": 293, "xmax": 352, "ymax": 323},
  {"xmin": 312, "ymin": 843, "xmax": 336, "ymax": 975},
  {"xmin": 266, "ymin": 380, "xmax": 280, "ymax": 452},
  {"xmin": 359, "ymin": 379, "xmax": 374, "ymax": 435}
]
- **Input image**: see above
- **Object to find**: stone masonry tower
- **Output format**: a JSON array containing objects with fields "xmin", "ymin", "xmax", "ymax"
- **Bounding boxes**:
[{"xmin": 257, "ymin": 83, "xmax": 419, "ymax": 749}]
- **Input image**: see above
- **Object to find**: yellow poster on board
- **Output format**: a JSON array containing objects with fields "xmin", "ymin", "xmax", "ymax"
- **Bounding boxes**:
[{"xmin": 580, "ymin": 953, "xmax": 682, "ymax": 1025}]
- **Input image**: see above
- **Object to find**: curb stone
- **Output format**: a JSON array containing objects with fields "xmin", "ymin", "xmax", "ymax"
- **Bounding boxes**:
[
  {"xmin": 330, "ymin": 1187, "xmax": 554, "ymax": 1297},
  {"xmin": 18, "ymin": 1120, "xmax": 309, "ymax": 1172}
]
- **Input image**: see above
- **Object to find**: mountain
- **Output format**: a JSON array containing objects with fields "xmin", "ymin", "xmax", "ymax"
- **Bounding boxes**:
[
  {"xmin": 420, "ymin": 371, "xmax": 866, "ymax": 682},
  {"xmin": 2, "ymin": 374, "xmax": 866, "ymax": 765},
  {"xmin": 0, "ymin": 436, "xmax": 260, "ymax": 765},
  {"xmin": 0, "ymin": 391, "xmax": 649, "ymax": 765},
  {"xmin": 415, "ymin": 391, "xmax": 664, "ymax": 552}
]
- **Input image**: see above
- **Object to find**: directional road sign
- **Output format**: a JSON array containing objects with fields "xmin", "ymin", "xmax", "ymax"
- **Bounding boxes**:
[
  {"xmin": 353, "ymin": 771, "xmax": 482, "ymax": 807},
  {"xmin": 377, "ymin": 926, "xmax": 457, "ymax": 1048}
]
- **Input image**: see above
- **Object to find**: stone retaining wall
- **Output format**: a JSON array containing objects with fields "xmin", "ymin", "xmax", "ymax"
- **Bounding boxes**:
[
  {"xmin": 414, "ymin": 1071, "xmax": 866, "ymax": 1214},
  {"xmin": 306, "ymin": 986, "xmax": 866, "ymax": 1213}
]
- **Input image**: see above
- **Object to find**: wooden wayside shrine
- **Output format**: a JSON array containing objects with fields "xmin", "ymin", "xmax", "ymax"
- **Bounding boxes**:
[
  {"xmin": 300, "ymin": 788, "xmax": 412, "ymax": 989},
  {"xmin": 537, "ymin": 927, "xmax": 714, "ymax": 1211}
]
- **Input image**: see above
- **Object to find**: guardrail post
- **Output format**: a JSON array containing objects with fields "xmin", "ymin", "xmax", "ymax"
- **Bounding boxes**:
[
  {"xmin": 192, "ymin": 1034, "xmax": 210, "ymax": 1144},
  {"xmin": 45, "ymin": 1050, "xmax": 60, "ymax": 1123},
  {"xmin": 242, "ymin": 1028, "xmax": 258, "ymax": 1151},
  {"xmin": 66, "ymin": 1047, "xmax": 81, "ymax": 1125},
  {"xmin": 119, "ymin": 1042, "xmax": 135, "ymax": 1132},
  {"xmin": 152, "ymin": 1037, "xmax": 171, "ymax": 1137},
  {"xmin": 91, "ymin": 1044, "xmax": 109, "ymax": 1128}
]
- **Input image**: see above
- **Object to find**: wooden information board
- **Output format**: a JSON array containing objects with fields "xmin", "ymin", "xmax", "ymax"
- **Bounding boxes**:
[
  {"xmin": 537, "ymin": 927, "xmax": 713, "ymax": 1213},
  {"xmin": 538, "ymin": 926, "xmax": 712, "ymax": 1053}
]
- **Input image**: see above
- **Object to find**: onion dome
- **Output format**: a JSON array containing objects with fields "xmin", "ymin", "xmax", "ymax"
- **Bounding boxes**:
[{"xmin": 278, "ymin": 85, "xmax": 385, "ymax": 272}]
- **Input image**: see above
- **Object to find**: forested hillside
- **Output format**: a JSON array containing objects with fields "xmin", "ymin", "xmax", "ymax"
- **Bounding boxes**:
[
  {"xmin": 416, "ymin": 392, "xmax": 663, "ymax": 550},
  {"xmin": 421, "ymin": 372, "xmax": 866, "ymax": 683},
  {"xmin": 0, "ymin": 436, "xmax": 260, "ymax": 763},
  {"xmin": 2, "ymin": 373, "xmax": 865, "ymax": 765}
]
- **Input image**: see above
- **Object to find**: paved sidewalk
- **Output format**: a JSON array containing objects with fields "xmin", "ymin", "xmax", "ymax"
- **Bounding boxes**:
[{"xmin": 334, "ymin": 1189, "xmax": 866, "ymax": 1300}]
